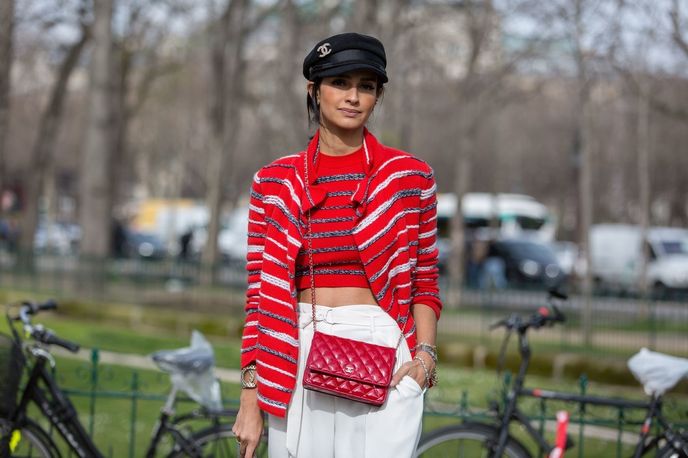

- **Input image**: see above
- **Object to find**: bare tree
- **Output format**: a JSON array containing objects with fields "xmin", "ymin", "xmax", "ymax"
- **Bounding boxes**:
[
  {"xmin": 275, "ymin": 0, "xmax": 309, "ymax": 149},
  {"xmin": 446, "ymin": 0, "xmax": 505, "ymax": 306},
  {"xmin": 347, "ymin": 0, "xmax": 381, "ymax": 33},
  {"xmin": 109, "ymin": 0, "xmax": 188, "ymax": 207},
  {"xmin": 17, "ymin": 4, "xmax": 90, "ymax": 257},
  {"xmin": 636, "ymin": 83, "xmax": 652, "ymax": 305},
  {"xmin": 201, "ymin": 0, "xmax": 252, "ymax": 274},
  {"xmin": 79, "ymin": 0, "xmax": 115, "ymax": 259},
  {"xmin": 201, "ymin": 0, "xmax": 284, "ymax": 273},
  {"xmin": 0, "ymin": 0, "xmax": 14, "ymax": 200},
  {"xmin": 570, "ymin": 0, "xmax": 596, "ymax": 346}
]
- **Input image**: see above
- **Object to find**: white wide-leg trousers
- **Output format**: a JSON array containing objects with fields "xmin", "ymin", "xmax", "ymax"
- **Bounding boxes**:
[{"xmin": 267, "ymin": 303, "xmax": 424, "ymax": 458}]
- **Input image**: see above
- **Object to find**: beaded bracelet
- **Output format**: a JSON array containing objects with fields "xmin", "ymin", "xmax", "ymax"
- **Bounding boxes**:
[{"xmin": 414, "ymin": 342, "xmax": 438, "ymax": 363}]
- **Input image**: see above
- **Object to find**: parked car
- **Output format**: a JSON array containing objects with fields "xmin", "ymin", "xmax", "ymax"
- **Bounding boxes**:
[
  {"xmin": 34, "ymin": 222, "xmax": 81, "ymax": 255},
  {"xmin": 439, "ymin": 236, "xmax": 566, "ymax": 290},
  {"xmin": 188, "ymin": 207, "xmax": 248, "ymax": 264},
  {"xmin": 590, "ymin": 224, "xmax": 688, "ymax": 297},
  {"xmin": 437, "ymin": 193, "xmax": 557, "ymax": 242},
  {"xmin": 123, "ymin": 230, "xmax": 167, "ymax": 260},
  {"xmin": 490, "ymin": 238, "xmax": 567, "ymax": 290},
  {"xmin": 550, "ymin": 241, "xmax": 586, "ymax": 279}
]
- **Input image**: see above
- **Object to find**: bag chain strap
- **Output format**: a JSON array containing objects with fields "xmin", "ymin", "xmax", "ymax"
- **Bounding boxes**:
[
  {"xmin": 303, "ymin": 143, "xmax": 403, "ymax": 348},
  {"xmin": 304, "ymin": 147, "xmax": 318, "ymax": 332}
]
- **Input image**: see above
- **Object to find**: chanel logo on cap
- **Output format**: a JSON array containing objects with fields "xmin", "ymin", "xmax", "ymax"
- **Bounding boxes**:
[{"xmin": 317, "ymin": 43, "xmax": 332, "ymax": 58}]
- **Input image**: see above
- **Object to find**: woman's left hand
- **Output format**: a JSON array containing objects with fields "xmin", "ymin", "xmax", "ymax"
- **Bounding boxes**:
[{"xmin": 390, "ymin": 352, "xmax": 434, "ymax": 390}]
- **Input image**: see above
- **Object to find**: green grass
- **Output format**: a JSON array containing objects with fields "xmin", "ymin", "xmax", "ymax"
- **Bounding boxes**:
[
  {"xmin": 2, "ymin": 291, "xmax": 686, "ymax": 457},
  {"xmin": 0, "ymin": 301, "xmax": 245, "ymax": 369}
]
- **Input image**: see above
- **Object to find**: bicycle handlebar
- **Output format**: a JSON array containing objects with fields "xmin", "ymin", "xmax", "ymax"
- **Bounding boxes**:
[
  {"xmin": 490, "ymin": 293, "xmax": 567, "ymax": 334},
  {"xmin": 33, "ymin": 327, "xmax": 81, "ymax": 353},
  {"xmin": 491, "ymin": 292, "xmax": 568, "ymax": 376},
  {"xmin": 22, "ymin": 299, "xmax": 57, "ymax": 315},
  {"xmin": 15, "ymin": 300, "xmax": 81, "ymax": 353}
]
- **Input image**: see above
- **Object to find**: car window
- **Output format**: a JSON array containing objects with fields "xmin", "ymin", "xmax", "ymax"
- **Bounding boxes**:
[
  {"xmin": 515, "ymin": 216, "xmax": 545, "ymax": 231},
  {"xmin": 660, "ymin": 239, "xmax": 688, "ymax": 255},
  {"xmin": 503, "ymin": 241, "xmax": 558, "ymax": 263}
]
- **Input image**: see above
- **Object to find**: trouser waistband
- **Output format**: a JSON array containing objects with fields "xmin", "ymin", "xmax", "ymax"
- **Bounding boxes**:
[{"xmin": 297, "ymin": 302, "xmax": 398, "ymax": 329}]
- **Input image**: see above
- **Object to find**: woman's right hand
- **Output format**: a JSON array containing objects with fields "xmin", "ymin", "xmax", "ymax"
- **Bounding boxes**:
[{"xmin": 232, "ymin": 389, "xmax": 264, "ymax": 458}]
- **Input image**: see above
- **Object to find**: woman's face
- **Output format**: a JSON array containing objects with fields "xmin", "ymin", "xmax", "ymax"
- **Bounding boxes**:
[{"xmin": 311, "ymin": 70, "xmax": 380, "ymax": 133}]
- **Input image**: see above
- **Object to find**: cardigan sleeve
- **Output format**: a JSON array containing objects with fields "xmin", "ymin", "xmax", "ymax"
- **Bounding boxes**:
[
  {"xmin": 412, "ymin": 169, "xmax": 443, "ymax": 319},
  {"xmin": 240, "ymin": 172, "xmax": 266, "ymax": 367}
]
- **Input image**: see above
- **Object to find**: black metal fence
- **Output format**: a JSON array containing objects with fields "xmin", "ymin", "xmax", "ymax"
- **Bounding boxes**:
[
  {"xmin": 34, "ymin": 351, "xmax": 688, "ymax": 458},
  {"xmin": 1, "ymin": 250, "xmax": 687, "ymax": 358}
]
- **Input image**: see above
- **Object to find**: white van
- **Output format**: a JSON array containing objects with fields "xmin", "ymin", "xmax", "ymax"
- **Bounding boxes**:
[
  {"xmin": 436, "ymin": 193, "xmax": 556, "ymax": 242},
  {"xmin": 590, "ymin": 224, "xmax": 688, "ymax": 295}
]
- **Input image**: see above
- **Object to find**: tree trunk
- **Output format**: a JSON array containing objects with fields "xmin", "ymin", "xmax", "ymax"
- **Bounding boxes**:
[
  {"xmin": 348, "ymin": 0, "xmax": 379, "ymax": 34},
  {"xmin": 80, "ymin": 0, "xmax": 114, "ymax": 261},
  {"xmin": 578, "ymin": 94, "xmax": 594, "ymax": 347},
  {"xmin": 110, "ymin": 44, "xmax": 131, "ymax": 212},
  {"xmin": 447, "ymin": 117, "xmax": 475, "ymax": 307},
  {"xmin": 278, "ymin": 0, "xmax": 305, "ymax": 149},
  {"xmin": 636, "ymin": 84, "xmax": 651, "ymax": 319},
  {"xmin": 18, "ymin": 26, "xmax": 90, "ymax": 256},
  {"xmin": 0, "ymin": 0, "xmax": 14, "ymax": 202},
  {"xmin": 201, "ymin": 0, "xmax": 249, "ymax": 281}
]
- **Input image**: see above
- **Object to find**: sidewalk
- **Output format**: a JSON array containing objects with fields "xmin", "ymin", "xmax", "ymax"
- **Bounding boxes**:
[{"xmin": 53, "ymin": 346, "xmax": 242, "ymax": 382}]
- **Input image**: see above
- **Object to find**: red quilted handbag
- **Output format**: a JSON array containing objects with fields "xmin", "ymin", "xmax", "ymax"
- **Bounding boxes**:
[
  {"xmin": 301, "ymin": 152, "xmax": 400, "ymax": 406},
  {"xmin": 303, "ymin": 330, "xmax": 396, "ymax": 406}
]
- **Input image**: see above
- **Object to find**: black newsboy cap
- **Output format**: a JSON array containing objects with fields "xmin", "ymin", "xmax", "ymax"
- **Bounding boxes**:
[{"xmin": 303, "ymin": 33, "xmax": 388, "ymax": 83}]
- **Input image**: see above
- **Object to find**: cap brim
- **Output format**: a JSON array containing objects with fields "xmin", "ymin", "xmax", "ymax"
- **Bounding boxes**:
[{"xmin": 311, "ymin": 62, "xmax": 388, "ymax": 83}]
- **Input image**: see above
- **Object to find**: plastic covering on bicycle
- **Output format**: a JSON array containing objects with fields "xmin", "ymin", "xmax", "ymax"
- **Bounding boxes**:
[
  {"xmin": 151, "ymin": 330, "xmax": 222, "ymax": 411},
  {"xmin": 628, "ymin": 348, "xmax": 688, "ymax": 396}
]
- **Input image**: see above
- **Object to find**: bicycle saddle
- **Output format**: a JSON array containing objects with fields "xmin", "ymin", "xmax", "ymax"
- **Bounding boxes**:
[
  {"xmin": 151, "ymin": 347, "xmax": 214, "ymax": 375},
  {"xmin": 628, "ymin": 348, "xmax": 688, "ymax": 396}
]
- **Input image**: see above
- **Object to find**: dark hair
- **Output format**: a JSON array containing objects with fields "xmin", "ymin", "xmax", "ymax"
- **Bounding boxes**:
[
  {"xmin": 306, "ymin": 78, "xmax": 324, "ymax": 126},
  {"xmin": 306, "ymin": 77, "xmax": 385, "ymax": 127}
]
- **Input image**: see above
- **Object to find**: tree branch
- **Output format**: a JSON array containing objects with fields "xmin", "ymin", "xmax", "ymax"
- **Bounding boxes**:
[
  {"xmin": 670, "ymin": 0, "xmax": 688, "ymax": 58},
  {"xmin": 615, "ymin": 64, "xmax": 688, "ymax": 121}
]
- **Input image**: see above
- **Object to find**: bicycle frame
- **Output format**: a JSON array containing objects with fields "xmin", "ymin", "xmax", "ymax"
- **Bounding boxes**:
[
  {"xmin": 5, "ymin": 309, "xmax": 236, "ymax": 458},
  {"xmin": 144, "ymin": 387, "xmax": 234, "ymax": 458},
  {"xmin": 491, "ymin": 325, "xmax": 686, "ymax": 458},
  {"xmin": 11, "ymin": 347, "xmax": 103, "ymax": 458}
]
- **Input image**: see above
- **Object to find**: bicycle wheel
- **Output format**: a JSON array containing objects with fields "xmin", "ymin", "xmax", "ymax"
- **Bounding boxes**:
[
  {"xmin": 168, "ymin": 424, "xmax": 268, "ymax": 458},
  {"xmin": 415, "ymin": 423, "xmax": 531, "ymax": 458},
  {"xmin": 2, "ymin": 421, "xmax": 58, "ymax": 458},
  {"xmin": 657, "ymin": 443, "xmax": 688, "ymax": 458}
]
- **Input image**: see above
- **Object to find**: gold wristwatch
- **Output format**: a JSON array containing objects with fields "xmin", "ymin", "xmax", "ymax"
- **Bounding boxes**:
[{"xmin": 241, "ymin": 364, "xmax": 257, "ymax": 389}]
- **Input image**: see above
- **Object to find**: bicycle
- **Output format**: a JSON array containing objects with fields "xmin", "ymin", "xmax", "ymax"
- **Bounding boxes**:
[
  {"xmin": 0, "ymin": 299, "xmax": 266, "ymax": 457},
  {"xmin": 415, "ymin": 291, "xmax": 688, "ymax": 458}
]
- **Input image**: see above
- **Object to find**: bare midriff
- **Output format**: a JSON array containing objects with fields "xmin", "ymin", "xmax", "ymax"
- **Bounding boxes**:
[{"xmin": 298, "ymin": 287, "xmax": 378, "ymax": 308}]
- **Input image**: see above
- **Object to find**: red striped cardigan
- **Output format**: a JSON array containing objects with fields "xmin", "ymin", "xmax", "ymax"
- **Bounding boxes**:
[{"xmin": 240, "ymin": 129, "xmax": 442, "ymax": 417}]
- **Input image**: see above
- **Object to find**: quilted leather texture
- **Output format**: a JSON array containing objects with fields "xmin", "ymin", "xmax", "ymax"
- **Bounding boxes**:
[{"xmin": 303, "ymin": 331, "xmax": 396, "ymax": 406}]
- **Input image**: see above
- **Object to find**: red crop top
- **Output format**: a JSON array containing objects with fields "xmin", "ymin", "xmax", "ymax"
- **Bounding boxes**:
[{"xmin": 295, "ymin": 146, "xmax": 370, "ymax": 290}]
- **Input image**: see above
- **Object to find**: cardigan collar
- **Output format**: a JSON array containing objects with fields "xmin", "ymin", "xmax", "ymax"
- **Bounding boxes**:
[{"xmin": 300, "ymin": 128, "xmax": 381, "ymax": 213}]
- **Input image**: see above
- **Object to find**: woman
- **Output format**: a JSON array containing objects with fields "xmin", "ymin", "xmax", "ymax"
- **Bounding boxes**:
[{"xmin": 232, "ymin": 32, "xmax": 442, "ymax": 458}]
